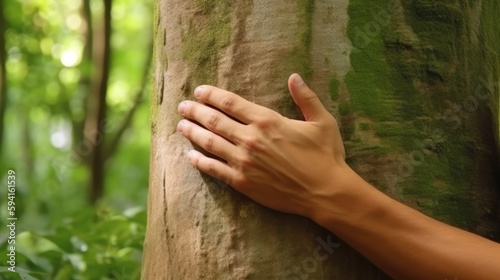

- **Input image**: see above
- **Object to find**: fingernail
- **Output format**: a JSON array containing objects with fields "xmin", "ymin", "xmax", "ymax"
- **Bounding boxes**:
[
  {"xmin": 187, "ymin": 150, "xmax": 196, "ymax": 160},
  {"xmin": 293, "ymin": 74, "xmax": 304, "ymax": 86},
  {"xmin": 178, "ymin": 102, "xmax": 187, "ymax": 115},
  {"xmin": 194, "ymin": 86, "xmax": 204, "ymax": 98},
  {"xmin": 177, "ymin": 120, "xmax": 187, "ymax": 133}
]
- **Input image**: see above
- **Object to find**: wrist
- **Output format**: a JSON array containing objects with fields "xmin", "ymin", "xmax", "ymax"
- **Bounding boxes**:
[{"xmin": 307, "ymin": 166, "xmax": 387, "ymax": 233}]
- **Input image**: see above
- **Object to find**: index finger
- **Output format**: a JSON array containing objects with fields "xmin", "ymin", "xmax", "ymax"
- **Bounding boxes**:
[{"xmin": 194, "ymin": 85, "xmax": 269, "ymax": 124}]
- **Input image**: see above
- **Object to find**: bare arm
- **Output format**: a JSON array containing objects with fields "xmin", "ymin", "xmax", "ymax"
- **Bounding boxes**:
[
  {"xmin": 177, "ymin": 74, "xmax": 500, "ymax": 279},
  {"xmin": 311, "ymin": 168, "xmax": 500, "ymax": 280}
]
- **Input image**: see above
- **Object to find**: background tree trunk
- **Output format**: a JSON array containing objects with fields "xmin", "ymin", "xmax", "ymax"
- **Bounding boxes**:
[
  {"xmin": 83, "ymin": 0, "xmax": 113, "ymax": 204},
  {"xmin": 143, "ymin": 0, "xmax": 500, "ymax": 279}
]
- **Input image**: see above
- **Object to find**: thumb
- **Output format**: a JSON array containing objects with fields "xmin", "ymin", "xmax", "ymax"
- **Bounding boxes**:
[{"xmin": 288, "ymin": 73, "xmax": 327, "ymax": 122}]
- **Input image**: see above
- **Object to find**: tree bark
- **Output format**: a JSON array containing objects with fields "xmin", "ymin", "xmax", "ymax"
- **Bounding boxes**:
[{"xmin": 143, "ymin": 0, "xmax": 500, "ymax": 279}]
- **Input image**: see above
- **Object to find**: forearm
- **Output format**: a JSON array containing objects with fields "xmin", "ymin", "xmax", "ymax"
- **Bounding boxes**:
[{"xmin": 311, "ymin": 167, "xmax": 500, "ymax": 280}]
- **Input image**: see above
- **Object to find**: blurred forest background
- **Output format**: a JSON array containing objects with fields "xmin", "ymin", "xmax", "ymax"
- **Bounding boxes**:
[{"xmin": 0, "ymin": 0, "xmax": 152, "ymax": 279}]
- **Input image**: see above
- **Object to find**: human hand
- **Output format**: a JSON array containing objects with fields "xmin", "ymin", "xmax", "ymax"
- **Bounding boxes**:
[{"xmin": 177, "ymin": 73, "xmax": 350, "ymax": 218}]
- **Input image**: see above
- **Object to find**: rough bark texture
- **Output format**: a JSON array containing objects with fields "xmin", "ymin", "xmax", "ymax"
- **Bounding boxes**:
[{"xmin": 143, "ymin": 0, "xmax": 500, "ymax": 279}]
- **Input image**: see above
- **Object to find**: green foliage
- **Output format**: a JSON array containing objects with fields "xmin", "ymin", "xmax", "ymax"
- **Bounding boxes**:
[
  {"xmin": 0, "ymin": 207, "xmax": 145, "ymax": 280},
  {"xmin": 1, "ymin": 0, "xmax": 152, "ymax": 278}
]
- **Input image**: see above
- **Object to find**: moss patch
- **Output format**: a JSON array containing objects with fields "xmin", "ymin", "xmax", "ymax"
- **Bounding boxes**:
[
  {"xmin": 328, "ymin": 77, "xmax": 340, "ymax": 101},
  {"xmin": 181, "ymin": 0, "xmax": 232, "ymax": 85},
  {"xmin": 480, "ymin": 0, "xmax": 500, "ymax": 142},
  {"xmin": 283, "ymin": 0, "xmax": 315, "ymax": 81},
  {"xmin": 345, "ymin": 0, "xmax": 397, "ymax": 121},
  {"xmin": 344, "ymin": 0, "xmax": 499, "ymax": 231}
]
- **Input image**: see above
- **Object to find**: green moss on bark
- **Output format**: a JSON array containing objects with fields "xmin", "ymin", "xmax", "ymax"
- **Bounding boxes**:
[
  {"xmin": 344, "ymin": 0, "xmax": 499, "ymax": 231},
  {"xmin": 284, "ymin": 0, "xmax": 315, "ymax": 81},
  {"xmin": 328, "ymin": 77, "xmax": 340, "ymax": 101},
  {"xmin": 181, "ymin": 0, "xmax": 231, "ymax": 85},
  {"xmin": 480, "ymin": 0, "xmax": 500, "ymax": 142},
  {"xmin": 345, "ymin": 0, "xmax": 397, "ymax": 121}
]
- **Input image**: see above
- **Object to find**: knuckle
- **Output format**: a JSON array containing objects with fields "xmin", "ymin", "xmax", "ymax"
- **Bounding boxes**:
[
  {"xmin": 255, "ymin": 117, "xmax": 272, "ymax": 129},
  {"xmin": 236, "ymin": 153, "xmax": 254, "ymax": 168},
  {"xmin": 206, "ymin": 161, "xmax": 216, "ymax": 175},
  {"xmin": 242, "ymin": 136, "xmax": 261, "ymax": 152},
  {"xmin": 203, "ymin": 136, "xmax": 215, "ymax": 151},
  {"xmin": 207, "ymin": 113, "xmax": 220, "ymax": 130},
  {"xmin": 221, "ymin": 95, "xmax": 236, "ymax": 111},
  {"xmin": 254, "ymin": 112, "xmax": 279, "ymax": 130}
]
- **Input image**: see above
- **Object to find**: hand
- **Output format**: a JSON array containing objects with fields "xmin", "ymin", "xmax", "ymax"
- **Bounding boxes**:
[{"xmin": 177, "ymin": 73, "xmax": 349, "ymax": 218}]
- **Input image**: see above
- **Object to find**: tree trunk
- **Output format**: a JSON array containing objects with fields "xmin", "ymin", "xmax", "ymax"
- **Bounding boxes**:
[
  {"xmin": 83, "ymin": 0, "xmax": 113, "ymax": 204},
  {"xmin": 143, "ymin": 0, "xmax": 500, "ymax": 279}
]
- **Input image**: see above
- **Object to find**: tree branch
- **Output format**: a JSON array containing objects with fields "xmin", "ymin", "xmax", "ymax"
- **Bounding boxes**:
[{"xmin": 104, "ymin": 42, "xmax": 152, "ymax": 160}]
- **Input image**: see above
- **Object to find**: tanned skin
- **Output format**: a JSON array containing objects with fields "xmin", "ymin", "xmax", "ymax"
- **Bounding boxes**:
[{"xmin": 176, "ymin": 73, "xmax": 500, "ymax": 280}]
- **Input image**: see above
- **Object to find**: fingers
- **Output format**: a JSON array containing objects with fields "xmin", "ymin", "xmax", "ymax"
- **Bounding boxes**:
[
  {"xmin": 288, "ymin": 73, "xmax": 329, "ymax": 122},
  {"xmin": 178, "ymin": 101, "xmax": 244, "ymax": 143},
  {"xmin": 187, "ymin": 150, "xmax": 234, "ymax": 185},
  {"xmin": 177, "ymin": 119, "xmax": 237, "ymax": 162},
  {"xmin": 194, "ymin": 85, "xmax": 270, "ymax": 124}
]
